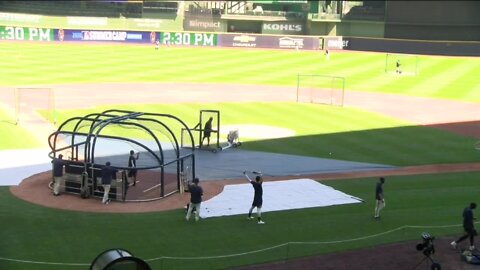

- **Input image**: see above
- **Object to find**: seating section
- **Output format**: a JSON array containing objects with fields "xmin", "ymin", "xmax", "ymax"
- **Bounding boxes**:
[
  {"xmin": 342, "ymin": 5, "xmax": 386, "ymax": 21},
  {"xmin": 143, "ymin": 1, "xmax": 178, "ymax": 14},
  {"xmin": 0, "ymin": 0, "xmax": 123, "ymax": 18},
  {"xmin": 0, "ymin": 1, "xmax": 384, "ymax": 22}
]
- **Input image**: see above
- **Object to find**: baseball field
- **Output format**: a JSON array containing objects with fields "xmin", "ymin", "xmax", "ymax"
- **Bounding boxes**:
[{"xmin": 1, "ymin": 41, "xmax": 480, "ymax": 269}]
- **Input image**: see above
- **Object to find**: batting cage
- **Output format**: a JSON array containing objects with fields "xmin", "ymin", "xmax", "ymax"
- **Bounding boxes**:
[{"xmin": 48, "ymin": 109, "xmax": 196, "ymax": 202}]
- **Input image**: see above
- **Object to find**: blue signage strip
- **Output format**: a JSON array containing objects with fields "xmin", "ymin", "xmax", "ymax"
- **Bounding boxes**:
[{"xmin": 58, "ymin": 29, "xmax": 154, "ymax": 43}]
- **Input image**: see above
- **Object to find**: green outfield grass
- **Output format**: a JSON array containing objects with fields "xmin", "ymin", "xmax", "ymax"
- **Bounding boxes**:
[
  {"xmin": 0, "ymin": 109, "xmax": 42, "ymax": 149},
  {"xmin": 1, "ymin": 42, "xmax": 480, "ymax": 101},
  {"xmin": 1, "ymin": 42, "xmax": 480, "ymax": 269},
  {"xmin": 47, "ymin": 102, "xmax": 478, "ymax": 167},
  {"xmin": 1, "ymin": 172, "xmax": 479, "ymax": 270}
]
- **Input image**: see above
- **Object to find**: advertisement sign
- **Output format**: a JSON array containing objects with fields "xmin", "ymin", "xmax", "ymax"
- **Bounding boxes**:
[
  {"xmin": 231, "ymin": 34, "xmax": 257, "ymax": 48},
  {"xmin": 278, "ymin": 36, "xmax": 305, "ymax": 49},
  {"xmin": 67, "ymin": 16, "xmax": 107, "ymax": 27},
  {"xmin": 324, "ymin": 37, "xmax": 350, "ymax": 50},
  {"xmin": 183, "ymin": 18, "xmax": 225, "ymax": 32},
  {"xmin": 262, "ymin": 22, "xmax": 305, "ymax": 35},
  {"xmin": 160, "ymin": 32, "xmax": 217, "ymax": 46},
  {"xmin": 0, "ymin": 26, "xmax": 53, "ymax": 41},
  {"xmin": 218, "ymin": 33, "xmax": 320, "ymax": 50},
  {"xmin": 58, "ymin": 29, "xmax": 152, "ymax": 43},
  {"xmin": 130, "ymin": 18, "xmax": 162, "ymax": 29},
  {"xmin": 0, "ymin": 12, "xmax": 41, "ymax": 24}
]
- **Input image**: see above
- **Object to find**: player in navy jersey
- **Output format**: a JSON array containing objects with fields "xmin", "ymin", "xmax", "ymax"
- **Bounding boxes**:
[
  {"xmin": 51, "ymin": 154, "xmax": 65, "ymax": 196},
  {"xmin": 451, "ymin": 203, "xmax": 477, "ymax": 250},
  {"xmin": 127, "ymin": 150, "xmax": 139, "ymax": 186},
  {"xmin": 201, "ymin": 117, "xmax": 213, "ymax": 147},
  {"xmin": 186, "ymin": 178, "xmax": 203, "ymax": 222},
  {"xmin": 374, "ymin": 177, "xmax": 385, "ymax": 219},
  {"xmin": 244, "ymin": 171, "xmax": 265, "ymax": 224}
]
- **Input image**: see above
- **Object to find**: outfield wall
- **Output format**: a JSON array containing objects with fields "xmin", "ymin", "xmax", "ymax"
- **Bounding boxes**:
[
  {"xmin": 2, "ymin": 24, "xmax": 479, "ymax": 56},
  {"xmin": 1, "ymin": 10, "xmax": 479, "ymax": 56},
  {"xmin": 0, "ymin": 25, "xmax": 322, "ymax": 50},
  {"xmin": 308, "ymin": 20, "xmax": 384, "ymax": 38},
  {"xmin": 324, "ymin": 36, "xmax": 480, "ymax": 57}
]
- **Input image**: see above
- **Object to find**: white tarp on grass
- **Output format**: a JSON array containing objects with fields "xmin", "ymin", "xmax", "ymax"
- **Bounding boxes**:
[
  {"xmin": 200, "ymin": 179, "xmax": 363, "ymax": 219},
  {"xmin": 0, "ymin": 148, "xmax": 52, "ymax": 186}
]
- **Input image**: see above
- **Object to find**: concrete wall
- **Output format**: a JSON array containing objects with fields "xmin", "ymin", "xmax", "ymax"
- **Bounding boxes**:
[
  {"xmin": 385, "ymin": 1, "xmax": 480, "ymax": 41},
  {"xmin": 308, "ymin": 20, "xmax": 384, "ymax": 38}
]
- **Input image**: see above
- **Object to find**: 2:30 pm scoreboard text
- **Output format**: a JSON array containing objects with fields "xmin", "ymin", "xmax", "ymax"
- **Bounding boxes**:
[
  {"xmin": 0, "ymin": 26, "xmax": 53, "ymax": 41},
  {"xmin": 160, "ymin": 32, "xmax": 217, "ymax": 46}
]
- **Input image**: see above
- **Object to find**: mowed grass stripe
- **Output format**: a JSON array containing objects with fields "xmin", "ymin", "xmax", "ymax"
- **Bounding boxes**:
[
  {"xmin": 211, "ymin": 54, "xmax": 321, "ymax": 85},
  {"xmin": 401, "ymin": 58, "xmax": 466, "ymax": 95},
  {"xmin": 254, "ymin": 53, "xmax": 377, "ymax": 86},
  {"xmin": 133, "ymin": 48, "xmax": 290, "ymax": 83},
  {"xmin": 433, "ymin": 59, "xmax": 480, "ymax": 99},
  {"xmin": 1, "ymin": 42, "xmax": 480, "ymax": 102},
  {"xmin": 370, "ymin": 57, "xmax": 441, "ymax": 95},
  {"xmin": 0, "ymin": 109, "xmax": 41, "ymax": 149},
  {"xmin": 184, "ymin": 50, "xmax": 320, "ymax": 83},
  {"xmin": 5, "ymin": 44, "xmax": 238, "ymax": 84},
  {"xmin": 342, "ymin": 55, "xmax": 443, "ymax": 93}
]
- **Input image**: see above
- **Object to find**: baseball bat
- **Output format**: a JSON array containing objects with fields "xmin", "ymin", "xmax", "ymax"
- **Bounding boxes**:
[{"xmin": 244, "ymin": 170, "xmax": 263, "ymax": 175}]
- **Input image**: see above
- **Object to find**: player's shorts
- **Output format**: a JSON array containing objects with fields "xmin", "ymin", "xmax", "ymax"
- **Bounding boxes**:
[
  {"xmin": 465, "ymin": 227, "xmax": 478, "ymax": 236},
  {"xmin": 128, "ymin": 169, "xmax": 137, "ymax": 177},
  {"xmin": 252, "ymin": 198, "xmax": 263, "ymax": 207}
]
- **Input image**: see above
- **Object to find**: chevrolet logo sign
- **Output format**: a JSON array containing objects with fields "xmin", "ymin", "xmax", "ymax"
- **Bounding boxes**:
[{"xmin": 233, "ymin": 35, "xmax": 256, "ymax": 42}]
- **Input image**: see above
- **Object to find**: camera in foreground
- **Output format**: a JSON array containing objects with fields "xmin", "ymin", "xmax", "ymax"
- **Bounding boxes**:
[{"xmin": 416, "ymin": 232, "xmax": 435, "ymax": 257}]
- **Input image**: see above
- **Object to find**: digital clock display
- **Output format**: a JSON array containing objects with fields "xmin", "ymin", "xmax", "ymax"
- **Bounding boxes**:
[
  {"xmin": 160, "ymin": 32, "xmax": 217, "ymax": 46},
  {"xmin": 0, "ymin": 26, "xmax": 53, "ymax": 41}
]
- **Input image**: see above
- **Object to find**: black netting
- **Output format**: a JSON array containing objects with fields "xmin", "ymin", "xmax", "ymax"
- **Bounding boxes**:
[{"xmin": 49, "ymin": 110, "xmax": 195, "ymax": 202}]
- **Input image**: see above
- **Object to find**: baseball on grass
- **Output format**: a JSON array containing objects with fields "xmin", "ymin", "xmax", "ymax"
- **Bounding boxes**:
[{"xmin": 329, "ymin": 152, "xmax": 332, "ymax": 155}]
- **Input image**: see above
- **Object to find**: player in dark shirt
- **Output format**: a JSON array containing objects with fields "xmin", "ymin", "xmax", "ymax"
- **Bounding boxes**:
[
  {"xmin": 51, "ymin": 154, "xmax": 65, "ymax": 196},
  {"xmin": 201, "ymin": 117, "xmax": 213, "ymax": 147},
  {"xmin": 374, "ymin": 177, "xmax": 385, "ymax": 219},
  {"xmin": 396, "ymin": 59, "xmax": 401, "ymax": 74},
  {"xmin": 101, "ymin": 162, "xmax": 117, "ymax": 204},
  {"xmin": 244, "ymin": 171, "xmax": 265, "ymax": 224},
  {"xmin": 451, "ymin": 203, "xmax": 477, "ymax": 250},
  {"xmin": 127, "ymin": 150, "xmax": 140, "ymax": 186},
  {"xmin": 186, "ymin": 178, "xmax": 203, "ymax": 221}
]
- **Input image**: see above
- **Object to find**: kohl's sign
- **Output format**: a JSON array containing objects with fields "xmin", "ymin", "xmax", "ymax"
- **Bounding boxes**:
[{"xmin": 262, "ymin": 22, "xmax": 304, "ymax": 34}]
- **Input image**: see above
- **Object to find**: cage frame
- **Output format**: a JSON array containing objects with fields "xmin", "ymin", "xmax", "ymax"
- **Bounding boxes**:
[{"xmin": 48, "ymin": 109, "xmax": 195, "ymax": 201}]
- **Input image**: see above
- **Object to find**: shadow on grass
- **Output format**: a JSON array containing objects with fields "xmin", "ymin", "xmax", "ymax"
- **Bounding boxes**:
[{"xmin": 240, "ymin": 122, "xmax": 478, "ymax": 167}]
